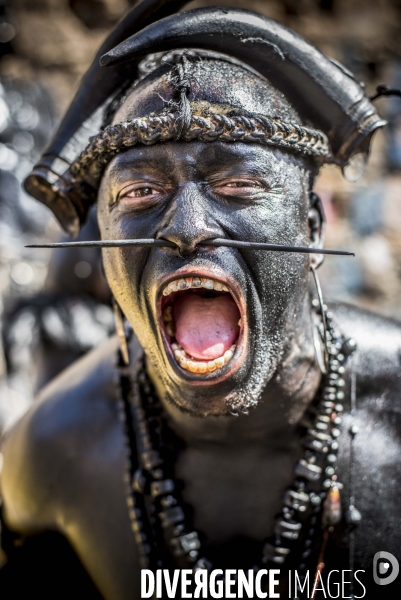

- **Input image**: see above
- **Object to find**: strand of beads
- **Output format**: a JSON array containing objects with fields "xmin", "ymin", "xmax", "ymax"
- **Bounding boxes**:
[
  {"xmin": 130, "ymin": 362, "xmax": 202, "ymax": 569},
  {"xmin": 117, "ymin": 356, "xmax": 157, "ymax": 569},
  {"xmin": 119, "ymin": 305, "xmax": 356, "ymax": 590}
]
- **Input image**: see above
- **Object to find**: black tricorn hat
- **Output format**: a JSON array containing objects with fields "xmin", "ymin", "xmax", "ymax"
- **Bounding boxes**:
[{"xmin": 24, "ymin": 0, "xmax": 385, "ymax": 237}]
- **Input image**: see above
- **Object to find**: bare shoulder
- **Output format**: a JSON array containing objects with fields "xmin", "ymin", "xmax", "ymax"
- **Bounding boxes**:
[
  {"xmin": 0, "ymin": 334, "xmax": 141, "ymax": 533},
  {"xmin": 331, "ymin": 301, "xmax": 401, "ymax": 450},
  {"xmin": 331, "ymin": 302, "xmax": 401, "ymax": 386},
  {"xmin": 330, "ymin": 305, "xmax": 401, "ymax": 564},
  {"xmin": 331, "ymin": 302, "xmax": 401, "ymax": 439}
]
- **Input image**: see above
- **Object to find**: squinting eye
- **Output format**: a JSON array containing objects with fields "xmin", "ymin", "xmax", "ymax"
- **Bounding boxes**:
[
  {"xmin": 213, "ymin": 179, "xmax": 265, "ymax": 197},
  {"xmin": 126, "ymin": 186, "xmax": 159, "ymax": 198},
  {"xmin": 117, "ymin": 182, "xmax": 166, "ymax": 210},
  {"xmin": 225, "ymin": 181, "xmax": 261, "ymax": 188}
]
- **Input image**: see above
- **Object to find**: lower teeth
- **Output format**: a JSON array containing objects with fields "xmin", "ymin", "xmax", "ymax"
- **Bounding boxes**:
[{"xmin": 171, "ymin": 343, "xmax": 236, "ymax": 374}]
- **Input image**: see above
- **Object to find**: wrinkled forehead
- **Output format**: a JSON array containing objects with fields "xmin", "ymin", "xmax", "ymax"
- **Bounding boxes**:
[{"xmin": 112, "ymin": 55, "xmax": 302, "ymax": 125}]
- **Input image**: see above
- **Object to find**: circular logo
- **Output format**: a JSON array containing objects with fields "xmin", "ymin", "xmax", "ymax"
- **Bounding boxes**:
[{"xmin": 373, "ymin": 552, "xmax": 399, "ymax": 586}]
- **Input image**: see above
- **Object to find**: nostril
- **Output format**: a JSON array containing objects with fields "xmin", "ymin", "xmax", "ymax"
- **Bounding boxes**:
[
  {"xmin": 157, "ymin": 236, "xmax": 199, "ymax": 260},
  {"xmin": 178, "ymin": 246, "xmax": 198, "ymax": 260}
]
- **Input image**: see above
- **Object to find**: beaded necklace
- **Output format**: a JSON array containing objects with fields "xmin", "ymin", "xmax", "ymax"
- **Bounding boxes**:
[{"xmin": 117, "ymin": 303, "xmax": 356, "ymax": 595}]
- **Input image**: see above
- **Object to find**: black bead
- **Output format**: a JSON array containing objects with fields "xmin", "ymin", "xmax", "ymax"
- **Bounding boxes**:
[
  {"xmin": 141, "ymin": 450, "xmax": 162, "ymax": 470},
  {"xmin": 173, "ymin": 524, "xmax": 185, "ymax": 536},
  {"xmin": 151, "ymin": 479, "xmax": 175, "ymax": 497},
  {"xmin": 151, "ymin": 468, "xmax": 164, "ymax": 480},
  {"xmin": 160, "ymin": 495, "xmax": 177, "ymax": 508},
  {"xmin": 132, "ymin": 469, "xmax": 147, "ymax": 494},
  {"xmin": 159, "ymin": 506, "xmax": 185, "ymax": 527}
]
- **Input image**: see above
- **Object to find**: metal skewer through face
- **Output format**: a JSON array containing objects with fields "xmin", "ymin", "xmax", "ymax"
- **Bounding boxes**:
[{"xmin": 25, "ymin": 238, "xmax": 354, "ymax": 256}]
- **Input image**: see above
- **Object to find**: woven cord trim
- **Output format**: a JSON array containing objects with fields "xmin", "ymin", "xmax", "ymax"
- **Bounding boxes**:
[{"xmin": 70, "ymin": 111, "xmax": 330, "ymax": 184}]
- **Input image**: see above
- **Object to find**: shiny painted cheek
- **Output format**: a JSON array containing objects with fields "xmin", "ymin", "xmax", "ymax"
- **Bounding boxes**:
[
  {"xmin": 98, "ymin": 209, "xmax": 146, "ymax": 322},
  {"xmin": 234, "ymin": 207, "xmax": 309, "ymax": 321},
  {"xmin": 98, "ymin": 202, "xmax": 158, "ymax": 319}
]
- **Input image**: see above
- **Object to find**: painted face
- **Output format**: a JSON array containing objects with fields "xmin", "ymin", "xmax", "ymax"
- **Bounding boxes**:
[
  {"xmin": 98, "ymin": 137, "xmax": 319, "ymax": 414},
  {"xmin": 97, "ymin": 57, "xmax": 321, "ymax": 415}
]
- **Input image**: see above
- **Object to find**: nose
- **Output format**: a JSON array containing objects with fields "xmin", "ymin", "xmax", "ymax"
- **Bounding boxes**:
[{"xmin": 157, "ymin": 184, "xmax": 223, "ymax": 260}]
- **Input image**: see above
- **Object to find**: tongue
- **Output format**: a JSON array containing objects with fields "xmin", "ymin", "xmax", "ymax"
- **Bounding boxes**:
[{"xmin": 173, "ymin": 293, "xmax": 240, "ymax": 361}]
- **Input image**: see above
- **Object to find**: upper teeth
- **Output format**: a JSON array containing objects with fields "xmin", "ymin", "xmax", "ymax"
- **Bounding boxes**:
[{"xmin": 162, "ymin": 277, "xmax": 229, "ymax": 297}]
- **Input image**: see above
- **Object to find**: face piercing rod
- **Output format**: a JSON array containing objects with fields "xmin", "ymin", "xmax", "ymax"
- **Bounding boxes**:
[
  {"xmin": 205, "ymin": 238, "xmax": 354, "ymax": 256},
  {"xmin": 26, "ymin": 239, "xmax": 176, "ymax": 249},
  {"xmin": 25, "ymin": 238, "xmax": 354, "ymax": 256}
]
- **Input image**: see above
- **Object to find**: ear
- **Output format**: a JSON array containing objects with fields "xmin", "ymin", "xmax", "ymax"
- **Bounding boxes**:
[{"xmin": 308, "ymin": 192, "xmax": 326, "ymax": 269}]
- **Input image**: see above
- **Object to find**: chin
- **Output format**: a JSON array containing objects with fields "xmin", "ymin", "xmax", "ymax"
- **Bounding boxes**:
[{"xmin": 157, "ymin": 347, "xmax": 276, "ymax": 417}]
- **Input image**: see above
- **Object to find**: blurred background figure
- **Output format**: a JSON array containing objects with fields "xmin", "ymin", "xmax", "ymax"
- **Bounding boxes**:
[
  {"xmin": 1, "ymin": 208, "xmax": 113, "ymax": 431},
  {"xmin": 0, "ymin": 0, "xmax": 116, "ymax": 443},
  {"xmin": 0, "ymin": 0, "xmax": 400, "ymax": 448}
]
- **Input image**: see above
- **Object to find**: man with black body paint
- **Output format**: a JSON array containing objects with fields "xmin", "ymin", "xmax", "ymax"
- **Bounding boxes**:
[{"xmin": 0, "ymin": 3, "xmax": 400, "ymax": 599}]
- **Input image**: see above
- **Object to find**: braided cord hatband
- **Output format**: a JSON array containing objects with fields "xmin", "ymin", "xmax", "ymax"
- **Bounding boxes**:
[{"xmin": 70, "ymin": 111, "xmax": 330, "ymax": 184}]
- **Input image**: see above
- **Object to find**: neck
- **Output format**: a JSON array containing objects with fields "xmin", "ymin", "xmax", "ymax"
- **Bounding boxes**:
[{"xmin": 147, "ymin": 296, "xmax": 322, "ymax": 449}]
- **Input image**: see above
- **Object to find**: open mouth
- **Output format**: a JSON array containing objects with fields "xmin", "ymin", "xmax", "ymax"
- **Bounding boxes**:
[{"xmin": 159, "ymin": 276, "xmax": 243, "ymax": 375}]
